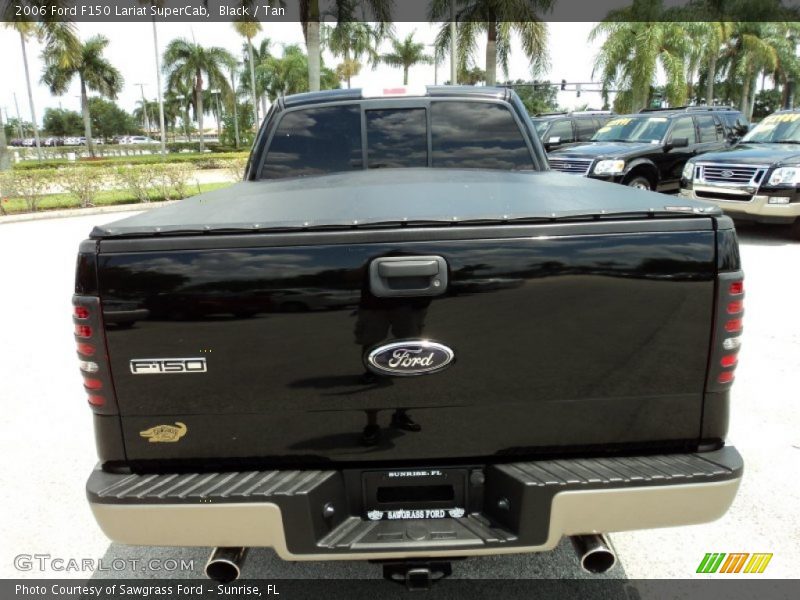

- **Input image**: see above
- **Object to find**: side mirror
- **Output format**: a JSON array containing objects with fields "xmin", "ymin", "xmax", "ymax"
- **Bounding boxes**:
[{"xmin": 667, "ymin": 137, "xmax": 689, "ymax": 150}]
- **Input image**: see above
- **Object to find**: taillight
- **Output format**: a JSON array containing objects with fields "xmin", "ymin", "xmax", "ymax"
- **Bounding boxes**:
[
  {"xmin": 726, "ymin": 300, "xmax": 743, "ymax": 314},
  {"xmin": 87, "ymin": 395, "xmax": 105, "ymax": 407},
  {"xmin": 74, "ymin": 324, "xmax": 92, "ymax": 338},
  {"xmin": 724, "ymin": 318, "xmax": 743, "ymax": 333},
  {"xmin": 717, "ymin": 372, "xmax": 735, "ymax": 384},
  {"xmin": 83, "ymin": 377, "xmax": 103, "ymax": 390},
  {"xmin": 76, "ymin": 342, "xmax": 96, "ymax": 356},
  {"xmin": 709, "ymin": 274, "xmax": 744, "ymax": 391},
  {"xmin": 73, "ymin": 295, "xmax": 117, "ymax": 413}
]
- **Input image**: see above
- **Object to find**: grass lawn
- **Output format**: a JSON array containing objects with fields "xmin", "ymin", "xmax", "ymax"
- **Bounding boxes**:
[{"xmin": 1, "ymin": 181, "xmax": 233, "ymax": 215}]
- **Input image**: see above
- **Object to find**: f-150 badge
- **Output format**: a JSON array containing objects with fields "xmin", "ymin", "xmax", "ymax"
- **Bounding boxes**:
[
  {"xmin": 366, "ymin": 340, "xmax": 454, "ymax": 376},
  {"xmin": 130, "ymin": 358, "xmax": 206, "ymax": 374},
  {"xmin": 139, "ymin": 422, "xmax": 188, "ymax": 443}
]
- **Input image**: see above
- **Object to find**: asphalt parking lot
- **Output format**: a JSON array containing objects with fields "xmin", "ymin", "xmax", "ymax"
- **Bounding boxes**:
[{"xmin": 0, "ymin": 210, "xmax": 797, "ymax": 585}]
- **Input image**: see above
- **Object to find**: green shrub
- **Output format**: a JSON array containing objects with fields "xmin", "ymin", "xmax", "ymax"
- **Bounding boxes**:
[
  {"xmin": 58, "ymin": 167, "xmax": 107, "ymax": 208},
  {"xmin": 13, "ymin": 151, "xmax": 249, "ymax": 171},
  {"xmin": 161, "ymin": 163, "xmax": 195, "ymax": 199},
  {"xmin": 1, "ymin": 169, "xmax": 53, "ymax": 212},
  {"xmin": 0, "ymin": 172, "xmax": 12, "ymax": 216},
  {"xmin": 223, "ymin": 157, "xmax": 248, "ymax": 182},
  {"xmin": 114, "ymin": 165, "xmax": 157, "ymax": 203}
]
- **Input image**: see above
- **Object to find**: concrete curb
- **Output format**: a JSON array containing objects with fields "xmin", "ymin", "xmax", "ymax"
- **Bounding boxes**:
[{"xmin": 0, "ymin": 200, "xmax": 178, "ymax": 225}]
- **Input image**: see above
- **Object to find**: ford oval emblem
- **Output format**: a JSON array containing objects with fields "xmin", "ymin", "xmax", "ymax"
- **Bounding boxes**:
[{"xmin": 366, "ymin": 340, "xmax": 455, "ymax": 377}]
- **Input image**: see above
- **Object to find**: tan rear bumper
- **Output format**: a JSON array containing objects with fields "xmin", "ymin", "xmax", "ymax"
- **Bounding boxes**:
[
  {"xmin": 87, "ymin": 448, "xmax": 743, "ymax": 561},
  {"xmin": 90, "ymin": 477, "xmax": 740, "ymax": 561}
]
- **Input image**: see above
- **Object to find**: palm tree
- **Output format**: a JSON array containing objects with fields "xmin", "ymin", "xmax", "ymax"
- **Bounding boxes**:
[
  {"xmin": 233, "ymin": 17, "xmax": 262, "ymax": 127},
  {"xmin": 164, "ymin": 78, "xmax": 195, "ymax": 141},
  {"xmin": 718, "ymin": 22, "xmax": 779, "ymax": 118},
  {"xmin": 259, "ymin": 44, "xmax": 340, "ymax": 101},
  {"xmin": 679, "ymin": 0, "xmax": 737, "ymax": 104},
  {"xmin": 2, "ymin": 1, "xmax": 80, "ymax": 164},
  {"xmin": 763, "ymin": 23, "xmax": 800, "ymax": 108},
  {"xmin": 323, "ymin": 22, "xmax": 385, "ymax": 88},
  {"xmin": 133, "ymin": 99, "xmax": 161, "ymax": 133},
  {"xmin": 41, "ymin": 35, "xmax": 122, "ymax": 157},
  {"xmin": 163, "ymin": 39, "xmax": 234, "ymax": 152},
  {"xmin": 590, "ymin": 0, "xmax": 689, "ymax": 112},
  {"xmin": 301, "ymin": 0, "xmax": 392, "ymax": 91},
  {"xmin": 239, "ymin": 38, "xmax": 273, "ymax": 120},
  {"xmin": 381, "ymin": 33, "xmax": 433, "ymax": 85},
  {"xmin": 432, "ymin": 0, "xmax": 552, "ymax": 86}
]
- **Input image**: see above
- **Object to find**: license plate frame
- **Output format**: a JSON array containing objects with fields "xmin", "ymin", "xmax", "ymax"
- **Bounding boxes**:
[{"xmin": 362, "ymin": 468, "xmax": 467, "ymax": 521}]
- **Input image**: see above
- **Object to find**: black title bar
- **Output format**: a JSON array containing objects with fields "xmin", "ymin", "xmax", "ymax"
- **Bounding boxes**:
[{"xmin": 3, "ymin": 0, "xmax": 800, "ymax": 23}]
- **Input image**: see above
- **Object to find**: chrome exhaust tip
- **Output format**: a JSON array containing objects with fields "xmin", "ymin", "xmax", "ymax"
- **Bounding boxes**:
[
  {"xmin": 570, "ymin": 534, "xmax": 616, "ymax": 574},
  {"xmin": 205, "ymin": 547, "xmax": 248, "ymax": 583}
]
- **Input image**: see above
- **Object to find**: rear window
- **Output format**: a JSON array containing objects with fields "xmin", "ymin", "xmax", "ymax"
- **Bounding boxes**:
[
  {"xmin": 262, "ymin": 105, "xmax": 362, "ymax": 179},
  {"xmin": 431, "ymin": 102, "xmax": 533, "ymax": 170},
  {"xmin": 366, "ymin": 108, "xmax": 427, "ymax": 168},
  {"xmin": 260, "ymin": 99, "xmax": 534, "ymax": 178}
]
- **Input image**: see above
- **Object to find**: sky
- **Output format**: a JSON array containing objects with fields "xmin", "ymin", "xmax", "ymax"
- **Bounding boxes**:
[{"xmin": 0, "ymin": 21, "xmax": 615, "ymax": 129}]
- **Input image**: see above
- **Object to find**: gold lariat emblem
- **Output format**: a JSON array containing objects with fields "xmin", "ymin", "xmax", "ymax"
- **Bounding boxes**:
[{"xmin": 139, "ymin": 422, "xmax": 188, "ymax": 443}]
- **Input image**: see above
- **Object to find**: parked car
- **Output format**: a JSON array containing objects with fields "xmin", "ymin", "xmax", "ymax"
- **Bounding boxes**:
[
  {"xmin": 531, "ymin": 110, "xmax": 614, "ymax": 151},
  {"xmin": 127, "ymin": 136, "xmax": 155, "ymax": 144},
  {"xmin": 75, "ymin": 86, "xmax": 743, "ymax": 586},
  {"xmin": 680, "ymin": 108, "xmax": 800, "ymax": 239},
  {"xmin": 548, "ymin": 106, "xmax": 749, "ymax": 192}
]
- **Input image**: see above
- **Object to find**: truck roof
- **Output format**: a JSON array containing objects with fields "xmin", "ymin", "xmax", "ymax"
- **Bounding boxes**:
[
  {"xmin": 280, "ymin": 85, "xmax": 509, "ymax": 108},
  {"xmin": 91, "ymin": 169, "xmax": 721, "ymax": 239}
]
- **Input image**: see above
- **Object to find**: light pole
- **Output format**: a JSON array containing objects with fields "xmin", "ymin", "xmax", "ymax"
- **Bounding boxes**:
[
  {"xmin": 230, "ymin": 67, "xmax": 241, "ymax": 149},
  {"xmin": 152, "ymin": 18, "xmax": 167, "ymax": 156},
  {"xmin": 428, "ymin": 44, "xmax": 439, "ymax": 85},
  {"xmin": 13, "ymin": 93, "xmax": 25, "ymax": 139},
  {"xmin": 135, "ymin": 83, "xmax": 152, "ymax": 135},
  {"xmin": 211, "ymin": 89, "xmax": 222, "ymax": 141},
  {"xmin": 175, "ymin": 95, "xmax": 189, "ymax": 141},
  {"xmin": 450, "ymin": 0, "xmax": 457, "ymax": 85},
  {"xmin": 0, "ymin": 106, "xmax": 9, "ymax": 172}
]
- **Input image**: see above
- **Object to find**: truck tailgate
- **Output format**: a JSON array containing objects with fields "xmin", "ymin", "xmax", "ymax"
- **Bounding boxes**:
[{"xmin": 95, "ymin": 221, "xmax": 716, "ymax": 465}]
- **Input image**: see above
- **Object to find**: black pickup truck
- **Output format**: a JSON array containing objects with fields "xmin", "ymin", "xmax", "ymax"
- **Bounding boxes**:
[{"xmin": 75, "ymin": 86, "xmax": 744, "ymax": 585}]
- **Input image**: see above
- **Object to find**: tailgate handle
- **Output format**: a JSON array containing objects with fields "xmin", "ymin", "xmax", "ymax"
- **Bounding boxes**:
[
  {"xmin": 378, "ymin": 260, "xmax": 438, "ymax": 278},
  {"xmin": 369, "ymin": 256, "xmax": 448, "ymax": 297}
]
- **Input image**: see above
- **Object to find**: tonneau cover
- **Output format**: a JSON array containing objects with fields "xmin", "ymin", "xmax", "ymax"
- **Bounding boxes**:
[{"xmin": 91, "ymin": 169, "xmax": 720, "ymax": 239}]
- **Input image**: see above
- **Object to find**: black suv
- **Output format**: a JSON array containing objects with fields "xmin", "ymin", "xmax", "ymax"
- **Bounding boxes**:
[
  {"xmin": 531, "ymin": 110, "xmax": 614, "ymax": 151},
  {"xmin": 680, "ymin": 109, "xmax": 800, "ymax": 238},
  {"xmin": 548, "ymin": 106, "xmax": 749, "ymax": 192}
]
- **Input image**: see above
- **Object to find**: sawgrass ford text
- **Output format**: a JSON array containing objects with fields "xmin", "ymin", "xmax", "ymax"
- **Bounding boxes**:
[{"xmin": 15, "ymin": 584, "xmax": 269, "ymax": 596}]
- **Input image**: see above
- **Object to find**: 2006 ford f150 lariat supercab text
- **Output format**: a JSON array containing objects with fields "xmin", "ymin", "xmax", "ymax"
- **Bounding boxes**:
[{"xmin": 74, "ymin": 87, "xmax": 744, "ymax": 584}]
